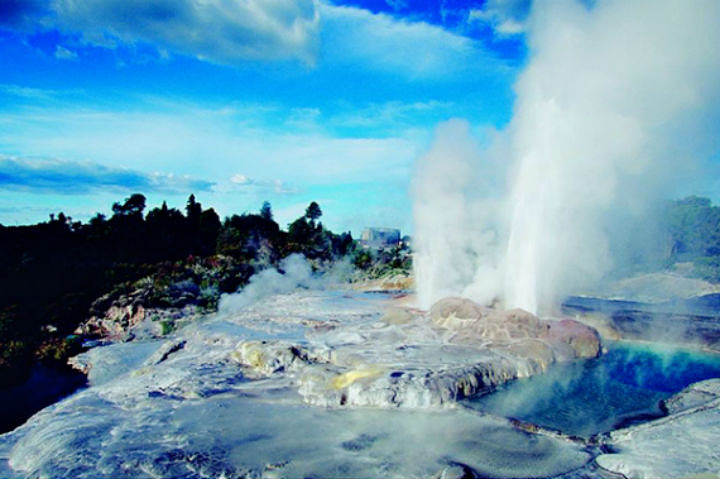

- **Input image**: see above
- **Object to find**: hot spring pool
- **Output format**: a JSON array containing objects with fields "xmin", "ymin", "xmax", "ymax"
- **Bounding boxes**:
[{"xmin": 464, "ymin": 341, "xmax": 720, "ymax": 437}]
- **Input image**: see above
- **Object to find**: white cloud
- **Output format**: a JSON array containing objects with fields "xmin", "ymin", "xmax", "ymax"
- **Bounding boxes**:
[
  {"xmin": 216, "ymin": 174, "xmax": 302, "ymax": 196},
  {"xmin": 273, "ymin": 202, "xmax": 309, "ymax": 224},
  {"xmin": 273, "ymin": 179, "xmax": 302, "ymax": 195},
  {"xmin": 230, "ymin": 174, "xmax": 250, "ymax": 185},
  {"xmin": 0, "ymin": 154, "xmax": 214, "ymax": 194},
  {"xmin": 54, "ymin": 45, "xmax": 77, "ymax": 60},
  {"xmin": 50, "ymin": 0, "xmax": 321, "ymax": 65},
  {"xmin": 0, "ymin": 101, "xmax": 425, "ymax": 187},
  {"xmin": 494, "ymin": 19, "xmax": 525, "ymax": 35},
  {"xmin": 0, "ymin": 96, "xmax": 421, "ymax": 233},
  {"xmin": 0, "ymin": 97, "xmax": 428, "ymax": 232},
  {"xmin": 4, "ymin": 0, "xmax": 520, "ymax": 82},
  {"xmin": 0, "ymin": 83, "xmax": 82, "ymax": 100},
  {"xmin": 329, "ymin": 100, "xmax": 454, "ymax": 131},
  {"xmin": 384, "ymin": 0, "xmax": 408, "ymax": 11},
  {"xmin": 319, "ymin": 3, "xmax": 508, "ymax": 79},
  {"xmin": 468, "ymin": 0, "xmax": 530, "ymax": 36}
]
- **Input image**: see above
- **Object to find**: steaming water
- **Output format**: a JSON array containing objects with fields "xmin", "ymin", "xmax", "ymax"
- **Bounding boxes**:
[{"xmin": 465, "ymin": 341, "xmax": 720, "ymax": 437}]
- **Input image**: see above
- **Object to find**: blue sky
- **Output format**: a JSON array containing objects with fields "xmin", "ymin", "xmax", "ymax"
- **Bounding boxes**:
[{"xmin": 0, "ymin": 0, "xmax": 530, "ymax": 235}]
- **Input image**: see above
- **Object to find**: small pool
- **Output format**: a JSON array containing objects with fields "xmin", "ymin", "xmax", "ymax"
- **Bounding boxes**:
[
  {"xmin": 463, "ymin": 341, "xmax": 720, "ymax": 437},
  {"xmin": 0, "ymin": 363, "xmax": 87, "ymax": 434}
]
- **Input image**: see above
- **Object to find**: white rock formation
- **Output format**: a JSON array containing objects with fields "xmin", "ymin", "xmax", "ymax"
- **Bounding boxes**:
[
  {"xmin": 596, "ymin": 378, "xmax": 720, "ymax": 478},
  {"xmin": 0, "ymin": 290, "xmax": 603, "ymax": 478}
]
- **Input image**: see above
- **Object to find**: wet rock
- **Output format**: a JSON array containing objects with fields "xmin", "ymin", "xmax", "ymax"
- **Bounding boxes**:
[
  {"xmin": 445, "ymin": 308, "xmax": 548, "ymax": 344},
  {"xmin": 76, "ymin": 303, "xmax": 201, "ymax": 342},
  {"xmin": 661, "ymin": 378, "xmax": 720, "ymax": 414},
  {"xmin": 380, "ymin": 307, "xmax": 416, "ymax": 325},
  {"xmin": 547, "ymin": 318, "xmax": 601, "ymax": 359},
  {"xmin": 75, "ymin": 256, "xmax": 251, "ymax": 343},
  {"xmin": 299, "ymin": 350, "xmax": 541, "ymax": 408},
  {"xmin": 69, "ymin": 341, "xmax": 162, "ymax": 386},
  {"xmin": 298, "ymin": 366, "xmax": 392, "ymax": 408},
  {"xmin": 570, "ymin": 312, "xmax": 623, "ymax": 341},
  {"xmin": 438, "ymin": 460, "xmax": 480, "ymax": 478},
  {"xmin": 505, "ymin": 338, "xmax": 556, "ymax": 372},
  {"xmin": 597, "ymin": 378, "xmax": 720, "ymax": 478},
  {"xmin": 429, "ymin": 297, "xmax": 488, "ymax": 329},
  {"xmin": 145, "ymin": 338, "xmax": 187, "ymax": 366},
  {"xmin": 0, "ymin": 290, "xmax": 598, "ymax": 478},
  {"xmin": 230, "ymin": 340, "xmax": 328, "ymax": 378},
  {"xmin": 353, "ymin": 273, "xmax": 414, "ymax": 292},
  {"xmin": 341, "ymin": 433, "xmax": 380, "ymax": 451},
  {"xmin": 431, "ymin": 298, "xmax": 600, "ymax": 361},
  {"xmin": 563, "ymin": 294, "xmax": 720, "ymax": 350},
  {"xmin": 292, "ymin": 297, "xmax": 600, "ymax": 408},
  {"xmin": 148, "ymin": 447, "xmax": 245, "ymax": 478},
  {"xmin": 67, "ymin": 355, "xmax": 91, "ymax": 375}
]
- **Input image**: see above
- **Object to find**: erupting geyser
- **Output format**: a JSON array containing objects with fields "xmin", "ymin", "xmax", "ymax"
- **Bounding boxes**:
[{"xmin": 414, "ymin": 0, "xmax": 720, "ymax": 314}]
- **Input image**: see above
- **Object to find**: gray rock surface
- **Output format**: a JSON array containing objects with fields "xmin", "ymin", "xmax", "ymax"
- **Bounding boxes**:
[
  {"xmin": 596, "ymin": 378, "xmax": 720, "ymax": 478},
  {"xmin": 15, "ymin": 288, "xmax": 720, "ymax": 478},
  {"xmin": 580, "ymin": 272, "xmax": 720, "ymax": 304},
  {"xmin": 662, "ymin": 378, "xmax": 720, "ymax": 414},
  {"xmin": 0, "ymin": 290, "xmax": 599, "ymax": 478},
  {"xmin": 294, "ymin": 296, "xmax": 600, "ymax": 408}
]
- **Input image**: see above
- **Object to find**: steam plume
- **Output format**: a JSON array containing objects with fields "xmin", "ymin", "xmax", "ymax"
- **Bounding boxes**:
[
  {"xmin": 414, "ymin": 0, "xmax": 720, "ymax": 314},
  {"xmin": 218, "ymin": 254, "xmax": 318, "ymax": 312}
]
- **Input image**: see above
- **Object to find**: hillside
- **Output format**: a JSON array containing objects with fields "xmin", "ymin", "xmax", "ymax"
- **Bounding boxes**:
[{"xmin": 0, "ymin": 194, "xmax": 408, "ymax": 386}]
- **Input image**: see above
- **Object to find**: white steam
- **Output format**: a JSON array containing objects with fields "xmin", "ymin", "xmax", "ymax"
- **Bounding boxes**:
[
  {"xmin": 414, "ymin": 0, "xmax": 720, "ymax": 314},
  {"xmin": 218, "ymin": 254, "xmax": 319, "ymax": 312},
  {"xmin": 412, "ymin": 120, "xmax": 504, "ymax": 309},
  {"xmin": 218, "ymin": 254, "xmax": 357, "ymax": 313}
]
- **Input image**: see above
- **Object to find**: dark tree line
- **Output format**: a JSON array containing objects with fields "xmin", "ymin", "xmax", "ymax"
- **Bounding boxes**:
[
  {"xmin": 664, "ymin": 196, "xmax": 720, "ymax": 281},
  {"xmin": 0, "ymin": 193, "xmax": 357, "ymax": 384}
]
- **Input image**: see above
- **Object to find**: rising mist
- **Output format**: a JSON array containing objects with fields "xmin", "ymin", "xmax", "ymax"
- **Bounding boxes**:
[{"xmin": 414, "ymin": 0, "xmax": 720, "ymax": 314}]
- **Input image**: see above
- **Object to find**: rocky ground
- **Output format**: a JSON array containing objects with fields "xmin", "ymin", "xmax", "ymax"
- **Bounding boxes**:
[
  {"xmin": 595, "ymin": 378, "xmax": 720, "ymax": 478},
  {"xmin": 581, "ymin": 271, "xmax": 720, "ymax": 304},
  {"xmin": 74, "ymin": 255, "xmax": 253, "ymax": 342},
  {"xmin": 562, "ymin": 272, "xmax": 720, "ymax": 478},
  {"xmin": 0, "ymin": 289, "xmax": 608, "ymax": 478},
  {"xmin": 74, "ymin": 258, "xmax": 410, "ymax": 344},
  {"xmin": 2, "ymin": 273, "xmax": 720, "ymax": 478},
  {"xmin": 349, "ymin": 273, "xmax": 414, "ymax": 293}
]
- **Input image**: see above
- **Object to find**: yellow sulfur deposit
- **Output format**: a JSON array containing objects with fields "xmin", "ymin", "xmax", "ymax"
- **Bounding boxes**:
[
  {"xmin": 331, "ymin": 367, "xmax": 383, "ymax": 390},
  {"xmin": 231, "ymin": 342, "xmax": 267, "ymax": 370},
  {"xmin": 245, "ymin": 348, "xmax": 266, "ymax": 369}
]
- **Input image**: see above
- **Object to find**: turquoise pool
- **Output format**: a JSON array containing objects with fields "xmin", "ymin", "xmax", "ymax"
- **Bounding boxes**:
[{"xmin": 464, "ymin": 341, "xmax": 720, "ymax": 437}]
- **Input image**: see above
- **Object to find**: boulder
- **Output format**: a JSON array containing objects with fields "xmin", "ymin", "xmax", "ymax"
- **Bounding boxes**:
[
  {"xmin": 431, "ymin": 298, "xmax": 600, "ymax": 360},
  {"xmin": 429, "ymin": 297, "xmax": 486, "ymax": 329},
  {"xmin": 547, "ymin": 318, "xmax": 601, "ymax": 359}
]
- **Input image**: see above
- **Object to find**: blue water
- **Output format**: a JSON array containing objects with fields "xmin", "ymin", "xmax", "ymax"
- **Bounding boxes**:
[{"xmin": 464, "ymin": 342, "xmax": 720, "ymax": 437}]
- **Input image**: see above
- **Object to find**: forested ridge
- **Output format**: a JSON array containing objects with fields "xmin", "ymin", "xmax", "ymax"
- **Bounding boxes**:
[
  {"xmin": 0, "ymin": 193, "xmax": 409, "ymax": 385},
  {"xmin": 664, "ymin": 196, "xmax": 720, "ymax": 280}
]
